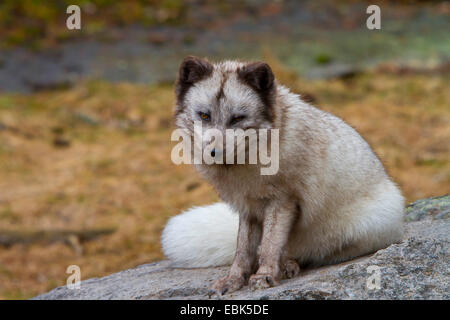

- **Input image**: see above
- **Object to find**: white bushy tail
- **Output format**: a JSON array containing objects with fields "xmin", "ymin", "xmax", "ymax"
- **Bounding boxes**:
[{"xmin": 161, "ymin": 203, "xmax": 239, "ymax": 267}]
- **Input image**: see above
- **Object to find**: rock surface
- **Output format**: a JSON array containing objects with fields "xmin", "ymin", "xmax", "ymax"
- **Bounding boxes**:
[
  {"xmin": 405, "ymin": 195, "xmax": 449, "ymax": 221},
  {"xmin": 34, "ymin": 196, "xmax": 449, "ymax": 300}
]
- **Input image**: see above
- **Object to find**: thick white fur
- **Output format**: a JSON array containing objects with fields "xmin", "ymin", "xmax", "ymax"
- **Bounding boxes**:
[
  {"xmin": 162, "ymin": 182, "xmax": 403, "ymax": 268},
  {"xmin": 161, "ymin": 203, "xmax": 238, "ymax": 267},
  {"xmin": 163, "ymin": 60, "xmax": 404, "ymax": 269}
]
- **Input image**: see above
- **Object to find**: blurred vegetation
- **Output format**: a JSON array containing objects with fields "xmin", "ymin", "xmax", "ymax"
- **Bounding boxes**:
[
  {"xmin": 0, "ymin": 57, "xmax": 449, "ymax": 298},
  {"xmin": 0, "ymin": 0, "xmax": 188, "ymax": 48},
  {"xmin": 0, "ymin": 0, "xmax": 448, "ymax": 300},
  {"xmin": 3, "ymin": 0, "xmax": 444, "ymax": 48}
]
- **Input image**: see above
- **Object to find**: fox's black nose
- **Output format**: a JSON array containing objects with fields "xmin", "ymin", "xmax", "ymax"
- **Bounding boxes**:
[{"xmin": 211, "ymin": 149, "xmax": 216, "ymax": 157}]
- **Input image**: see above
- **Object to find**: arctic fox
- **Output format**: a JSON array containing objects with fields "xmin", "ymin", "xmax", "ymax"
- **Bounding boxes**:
[{"xmin": 162, "ymin": 56, "xmax": 404, "ymax": 294}]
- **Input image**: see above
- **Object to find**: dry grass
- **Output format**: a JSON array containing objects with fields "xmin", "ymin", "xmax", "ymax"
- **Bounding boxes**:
[{"xmin": 0, "ymin": 70, "xmax": 448, "ymax": 299}]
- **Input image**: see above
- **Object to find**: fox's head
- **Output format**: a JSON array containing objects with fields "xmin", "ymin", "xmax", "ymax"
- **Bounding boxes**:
[{"xmin": 174, "ymin": 56, "xmax": 278, "ymax": 164}]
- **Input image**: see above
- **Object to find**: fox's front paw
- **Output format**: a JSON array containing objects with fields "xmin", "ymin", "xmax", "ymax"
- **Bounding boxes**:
[
  {"xmin": 211, "ymin": 275, "xmax": 246, "ymax": 296},
  {"xmin": 249, "ymin": 273, "xmax": 279, "ymax": 290}
]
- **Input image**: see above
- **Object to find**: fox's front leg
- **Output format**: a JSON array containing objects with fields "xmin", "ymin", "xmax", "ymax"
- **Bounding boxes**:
[
  {"xmin": 211, "ymin": 213, "xmax": 261, "ymax": 295},
  {"xmin": 249, "ymin": 201, "xmax": 297, "ymax": 290}
]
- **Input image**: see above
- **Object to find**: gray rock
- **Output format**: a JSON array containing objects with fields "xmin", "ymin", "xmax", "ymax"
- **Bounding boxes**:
[
  {"xmin": 34, "ymin": 197, "xmax": 449, "ymax": 300},
  {"xmin": 405, "ymin": 195, "xmax": 450, "ymax": 221}
]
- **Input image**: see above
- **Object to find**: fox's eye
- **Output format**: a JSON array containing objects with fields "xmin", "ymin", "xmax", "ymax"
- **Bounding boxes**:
[
  {"xmin": 230, "ymin": 115, "xmax": 246, "ymax": 125},
  {"xmin": 199, "ymin": 112, "xmax": 211, "ymax": 121}
]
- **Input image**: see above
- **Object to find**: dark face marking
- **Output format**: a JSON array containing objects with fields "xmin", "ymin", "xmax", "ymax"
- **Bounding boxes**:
[
  {"xmin": 215, "ymin": 71, "xmax": 229, "ymax": 102},
  {"xmin": 175, "ymin": 56, "xmax": 213, "ymax": 114},
  {"xmin": 237, "ymin": 62, "xmax": 276, "ymax": 122}
]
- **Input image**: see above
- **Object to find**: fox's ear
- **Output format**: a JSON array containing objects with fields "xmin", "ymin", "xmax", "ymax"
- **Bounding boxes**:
[
  {"xmin": 178, "ymin": 56, "xmax": 213, "ymax": 85},
  {"xmin": 176, "ymin": 56, "xmax": 213, "ymax": 106},
  {"xmin": 238, "ymin": 62, "xmax": 276, "ymax": 122},
  {"xmin": 238, "ymin": 62, "xmax": 274, "ymax": 92}
]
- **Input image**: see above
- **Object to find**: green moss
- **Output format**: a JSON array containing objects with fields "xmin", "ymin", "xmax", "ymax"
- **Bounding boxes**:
[
  {"xmin": 315, "ymin": 53, "xmax": 333, "ymax": 65},
  {"xmin": 415, "ymin": 158, "xmax": 448, "ymax": 168},
  {"xmin": 0, "ymin": 96, "xmax": 15, "ymax": 110}
]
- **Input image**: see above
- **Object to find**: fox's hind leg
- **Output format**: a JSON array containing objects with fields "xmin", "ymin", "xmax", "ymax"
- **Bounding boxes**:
[{"xmin": 281, "ymin": 258, "xmax": 300, "ymax": 279}]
